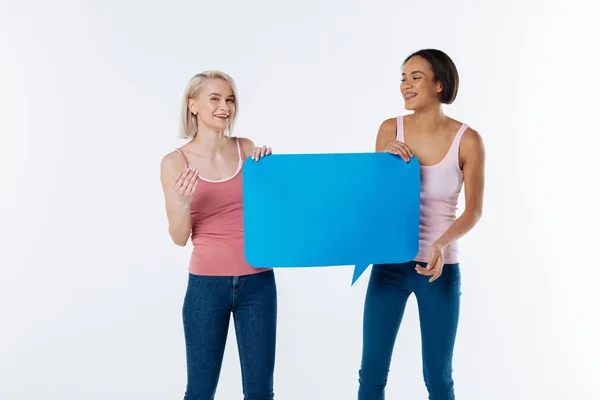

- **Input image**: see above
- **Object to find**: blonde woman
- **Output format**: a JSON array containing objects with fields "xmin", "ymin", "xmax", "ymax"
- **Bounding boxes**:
[{"xmin": 160, "ymin": 71, "xmax": 276, "ymax": 400}]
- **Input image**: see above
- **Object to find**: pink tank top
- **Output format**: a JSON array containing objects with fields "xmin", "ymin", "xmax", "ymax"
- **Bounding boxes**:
[
  {"xmin": 396, "ymin": 116, "xmax": 468, "ymax": 264},
  {"xmin": 176, "ymin": 138, "xmax": 271, "ymax": 276}
]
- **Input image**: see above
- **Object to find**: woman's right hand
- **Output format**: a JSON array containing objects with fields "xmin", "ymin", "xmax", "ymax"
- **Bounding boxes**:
[
  {"xmin": 384, "ymin": 140, "xmax": 413, "ymax": 162},
  {"xmin": 173, "ymin": 168, "xmax": 200, "ymax": 208}
]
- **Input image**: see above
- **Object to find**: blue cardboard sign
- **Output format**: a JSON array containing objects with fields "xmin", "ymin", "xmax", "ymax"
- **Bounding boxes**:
[{"xmin": 242, "ymin": 152, "xmax": 420, "ymax": 285}]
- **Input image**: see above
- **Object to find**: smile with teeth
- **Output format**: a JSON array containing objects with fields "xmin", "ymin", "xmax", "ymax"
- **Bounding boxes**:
[
  {"xmin": 215, "ymin": 114, "xmax": 229, "ymax": 120},
  {"xmin": 404, "ymin": 93, "xmax": 417, "ymax": 99}
]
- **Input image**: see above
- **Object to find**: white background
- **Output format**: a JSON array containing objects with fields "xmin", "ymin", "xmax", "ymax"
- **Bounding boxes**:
[{"xmin": 1, "ymin": 1, "xmax": 599, "ymax": 399}]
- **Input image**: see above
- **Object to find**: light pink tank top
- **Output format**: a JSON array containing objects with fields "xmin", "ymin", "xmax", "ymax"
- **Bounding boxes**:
[
  {"xmin": 176, "ymin": 138, "xmax": 271, "ymax": 276},
  {"xmin": 396, "ymin": 116, "xmax": 468, "ymax": 264}
]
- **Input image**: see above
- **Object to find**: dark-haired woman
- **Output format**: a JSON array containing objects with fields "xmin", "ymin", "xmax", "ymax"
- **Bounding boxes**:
[{"xmin": 357, "ymin": 49, "xmax": 486, "ymax": 400}]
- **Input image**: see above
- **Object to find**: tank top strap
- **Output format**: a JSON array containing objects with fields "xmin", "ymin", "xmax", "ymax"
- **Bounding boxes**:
[
  {"xmin": 448, "ymin": 123, "xmax": 469, "ymax": 167},
  {"xmin": 396, "ymin": 115, "xmax": 405, "ymax": 142},
  {"xmin": 235, "ymin": 137, "xmax": 247, "ymax": 161},
  {"xmin": 175, "ymin": 148, "xmax": 190, "ymax": 168}
]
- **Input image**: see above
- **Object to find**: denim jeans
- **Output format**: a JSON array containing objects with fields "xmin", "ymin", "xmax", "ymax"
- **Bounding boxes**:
[
  {"xmin": 358, "ymin": 261, "xmax": 461, "ymax": 400},
  {"xmin": 182, "ymin": 270, "xmax": 277, "ymax": 400}
]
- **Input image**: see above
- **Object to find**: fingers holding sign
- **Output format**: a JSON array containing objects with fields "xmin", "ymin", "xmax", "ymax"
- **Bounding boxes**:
[
  {"xmin": 251, "ymin": 145, "xmax": 272, "ymax": 161},
  {"xmin": 384, "ymin": 140, "xmax": 413, "ymax": 162}
]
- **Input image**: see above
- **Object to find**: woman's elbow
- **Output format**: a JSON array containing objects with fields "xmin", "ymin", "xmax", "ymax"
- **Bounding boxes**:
[
  {"xmin": 169, "ymin": 230, "xmax": 190, "ymax": 247},
  {"xmin": 173, "ymin": 238, "xmax": 188, "ymax": 247},
  {"xmin": 469, "ymin": 206, "xmax": 483, "ymax": 222}
]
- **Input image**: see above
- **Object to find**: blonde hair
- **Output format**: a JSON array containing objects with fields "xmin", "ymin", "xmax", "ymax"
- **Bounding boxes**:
[{"xmin": 179, "ymin": 70, "xmax": 238, "ymax": 139}]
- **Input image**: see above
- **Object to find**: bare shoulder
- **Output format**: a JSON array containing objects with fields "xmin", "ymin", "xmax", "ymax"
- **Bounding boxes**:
[
  {"xmin": 459, "ymin": 127, "xmax": 485, "ymax": 167},
  {"xmin": 461, "ymin": 127, "xmax": 485, "ymax": 151},
  {"xmin": 161, "ymin": 150, "xmax": 186, "ymax": 171},
  {"xmin": 377, "ymin": 117, "xmax": 397, "ymax": 139},
  {"xmin": 374, "ymin": 117, "xmax": 398, "ymax": 151},
  {"xmin": 160, "ymin": 150, "xmax": 188, "ymax": 186},
  {"xmin": 380, "ymin": 117, "xmax": 397, "ymax": 132},
  {"xmin": 236, "ymin": 136, "xmax": 256, "ymax": 156}
]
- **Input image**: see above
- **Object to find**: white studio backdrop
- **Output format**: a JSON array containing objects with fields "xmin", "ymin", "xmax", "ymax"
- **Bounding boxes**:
[{"xmin": 1, "ymin": 1, "xmax": 599, "ymax": 399}]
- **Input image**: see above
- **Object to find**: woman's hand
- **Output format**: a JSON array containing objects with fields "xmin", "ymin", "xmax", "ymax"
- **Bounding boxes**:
[
  {"xmin": 251, "ymin": 145, "xmax": 272, "ymax": 161},
  {"xmin": 173, "ymin": 167, "xmax": 200, "ymax": 208},
  {"xmin": 384, "ymin": 140, "xmax": 413, "ymax": 162},
  {"xmin": 415, "ymin": 242, "xmax": 444, "ymax": 282}
]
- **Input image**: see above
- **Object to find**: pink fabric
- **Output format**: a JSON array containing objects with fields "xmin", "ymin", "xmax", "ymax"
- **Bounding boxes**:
[
  {"xmin": 176, "ymin": 138, "xmax": 271, "ymax": 276},
  {"xmin": 396, "ymin": 116, "xmax": 468, "ymax": 264}
]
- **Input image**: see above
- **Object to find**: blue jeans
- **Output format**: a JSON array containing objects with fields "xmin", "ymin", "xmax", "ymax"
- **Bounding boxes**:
[
  {"xmin": 358, "ymin": 261, "xmax": 461, "ymax": 400},
  {"xmin": 182, "ymin": 270, "xmax": 277, "ymax": 400}
]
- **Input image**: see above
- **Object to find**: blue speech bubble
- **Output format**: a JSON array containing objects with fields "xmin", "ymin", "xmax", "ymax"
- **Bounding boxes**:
[{"xmin": 242, "ymin": 153, "xmax": 420, "ymax": 285}]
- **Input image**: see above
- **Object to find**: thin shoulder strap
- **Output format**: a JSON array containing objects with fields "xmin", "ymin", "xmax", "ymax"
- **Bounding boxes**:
[
  {"xmin": 396, "ymin": 116, "xmax": 404, "ymax": 142},
  {"xmin": 235, "ymin": 137, "xmax": 247, "ymax": 160},
  {"xmin": 450, "ymin": 123, "xmax": 469, "ymax": 167},
  {"xmin": 451, "ymin": 124, "xmax": 469, "ymax": 151},
  {"xmin": 175, "ymin": 148, "xmax": 190, "ymax": 168}
]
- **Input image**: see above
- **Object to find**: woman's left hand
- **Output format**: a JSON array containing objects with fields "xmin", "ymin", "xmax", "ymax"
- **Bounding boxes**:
[
  {"xmin": 415, "ymin": 242, "xmax": 444, "ymax": 283},
  {"xmin": 251, "ymin": 145, "xmax": 272, "ymax": 161}
]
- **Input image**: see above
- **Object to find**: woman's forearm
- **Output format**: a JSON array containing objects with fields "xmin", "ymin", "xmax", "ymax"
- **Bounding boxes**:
[
  {"xmin": 168, "ymin": 204, "xmax": 193, "ymax": 246},
  {"xmin": 436, "ymin": 129, "xmax": 485, "ymax": 250},
  {"xmin": 434, "ymin": 208, "xmax": 482, "ymax": 249}
]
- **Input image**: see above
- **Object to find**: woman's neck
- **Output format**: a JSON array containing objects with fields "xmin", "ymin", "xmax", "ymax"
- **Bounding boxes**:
[
  {"xmin": 188, "ymin": 128, "xmax": 230, "ymax": 157},
  {"xmin": 411, "ymin": 104, "xmax": 447, "ymax": 135}
]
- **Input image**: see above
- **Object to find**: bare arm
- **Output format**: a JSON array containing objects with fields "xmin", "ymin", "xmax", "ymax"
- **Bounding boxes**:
[
  {"xmin": 160, "ymin": 152, "xmax": 199, "ymax": 246},
  {"xmin": 375, "ymin": 118, "xmax": 397, "ymax": 151},
  {"xmin": 375, "ymin": 118, "xmax": 413, "ymax": 161},
  {"xmin": 238, "ymin": 137, "xmax": 257, "ymax": 159},
  {"xmin": 434, "ymin": 128, "xmax": 485, "ymax": 248}
]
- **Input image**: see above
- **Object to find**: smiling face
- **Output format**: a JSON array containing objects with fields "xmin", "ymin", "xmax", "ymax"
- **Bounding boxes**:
[
  {"xmin": 400, "ymin": 55, "xmax": 443, "ymax": 111},
  {"xmin": 188, "ymin": 78, "xmax": 236, "ymax": 133}
]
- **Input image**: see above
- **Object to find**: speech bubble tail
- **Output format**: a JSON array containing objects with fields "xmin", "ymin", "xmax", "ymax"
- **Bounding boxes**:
[{"xmin": 351, "ymin": 264, "xmax": 370, "ymax": 286}]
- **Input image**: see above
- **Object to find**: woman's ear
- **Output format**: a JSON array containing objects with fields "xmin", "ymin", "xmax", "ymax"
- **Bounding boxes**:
[{"xmin": 188, "ymin": 98, "xmax": 197, "ymax": 115}]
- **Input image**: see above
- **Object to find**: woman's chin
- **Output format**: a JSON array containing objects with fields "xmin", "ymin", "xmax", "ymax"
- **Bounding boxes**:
[{"xmin": 203, "ymin": 121, "xmax": 229, "ymax": 133}]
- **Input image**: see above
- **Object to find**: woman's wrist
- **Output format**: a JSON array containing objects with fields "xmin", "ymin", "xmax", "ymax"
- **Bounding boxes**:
[{"xmin": 433, "ymin": 239, "xmax": 447, "ymax": 249}]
